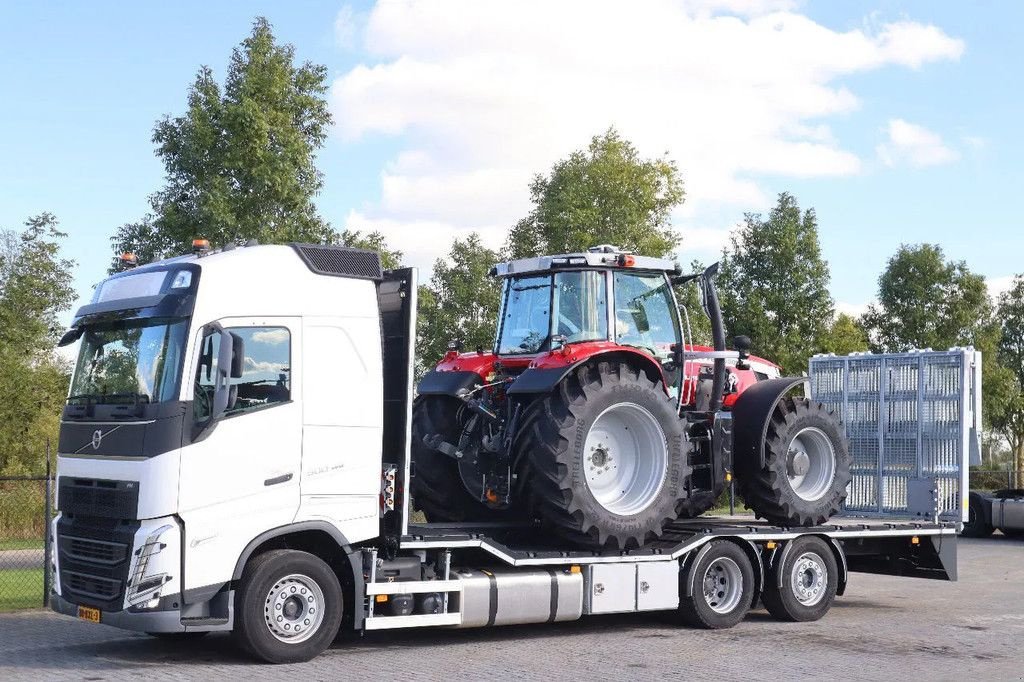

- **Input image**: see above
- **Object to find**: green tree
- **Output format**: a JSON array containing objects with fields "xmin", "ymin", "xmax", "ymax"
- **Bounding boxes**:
[
  {"xmin": 417, "ymin": 234, "xmax": 501, "ymax": 375},
  {"xmin": 819, "ymin": 313, "xmax": 870, "ymax": 356},
  {"xmin": 0, "ymin": 214, "xmax": 76, "ymax": 475},
  {"xmin": 992, "ymin": 275, "xmax": 1024, "ymax": 479},
  {"xmin": 861, "ymin": 244, "xmax": 993, "ymax": 352},
  {"xmin": 507, "ymin": 128, "xmax": 683, "ymax": 259},
  {"xmin": 111, "ymin": 17, "xmax": 336, "ymax": 265},
  {"xmin": 717, "ymin": 192, "xmax": 834, "ymax": 373}
]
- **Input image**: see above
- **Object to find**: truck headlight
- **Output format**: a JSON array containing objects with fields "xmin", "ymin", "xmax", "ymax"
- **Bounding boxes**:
[{"xmin": 127, "ymin": 524, "xmax": 174, "ymax": 606}]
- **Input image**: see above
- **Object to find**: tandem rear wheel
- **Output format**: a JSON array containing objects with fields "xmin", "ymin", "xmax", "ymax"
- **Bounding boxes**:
[
  {"xmin": 678, "ymin": 540, "xmax": 755, "ymax": 629},
  {"xmin": 761, "ymin": 536, "xmax": 838, "ymax": 622}
]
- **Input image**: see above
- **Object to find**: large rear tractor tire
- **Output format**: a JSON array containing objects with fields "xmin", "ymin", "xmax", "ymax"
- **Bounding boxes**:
[
  {"xmin": 410, "ymin": 396, "xmax": 497, "ymax": 522},
  {"xmin": 517, "ymin": 361, "xmax": 689, "ymax": 549},
  {"xmin": 736, "ymin": 397, "xmax": 851, "ymax": 527}
]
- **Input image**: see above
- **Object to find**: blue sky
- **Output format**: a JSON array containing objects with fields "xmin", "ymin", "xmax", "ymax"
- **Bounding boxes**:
[{"xmin": 1, "ymin": 0, "xmax": 1021, "ymax": 324}]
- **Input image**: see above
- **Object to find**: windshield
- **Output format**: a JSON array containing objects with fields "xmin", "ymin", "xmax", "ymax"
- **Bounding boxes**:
[
  {"xmin": 496, "ymin": 271, "xmax": 609, "ymax": 355},
  {"xmin": 69, "ymin": 318, "xmax": 189, "ymax": 405}
]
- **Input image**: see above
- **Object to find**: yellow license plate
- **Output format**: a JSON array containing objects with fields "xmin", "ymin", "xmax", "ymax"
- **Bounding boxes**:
[{"xmin": 77, "ymin": 605, "xmax": 101, "ymax": 623}]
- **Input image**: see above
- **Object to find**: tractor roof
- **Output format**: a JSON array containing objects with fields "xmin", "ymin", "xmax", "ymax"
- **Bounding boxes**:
[{"xmin": 492, "ymin": 245, "xmax": 679, "ymax": 278}]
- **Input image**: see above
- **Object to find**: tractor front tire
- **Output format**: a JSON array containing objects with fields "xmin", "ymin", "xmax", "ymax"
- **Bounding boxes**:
[
  {"xmin": 411, "ymin": 396, "xmax": 495, "ymax": 522},
  {"xmin": 517, "ymin": 361, "xmax": 689, "ymax": 549},
  {"xmin": 737, "ymin": 397, "xmax": 851, "ymax": 527}
]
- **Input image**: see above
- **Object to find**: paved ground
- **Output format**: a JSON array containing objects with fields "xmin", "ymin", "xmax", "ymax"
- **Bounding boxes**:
[{"xmin": 1, "ymin": 536, "xmax": 1022, "ymax": 681}]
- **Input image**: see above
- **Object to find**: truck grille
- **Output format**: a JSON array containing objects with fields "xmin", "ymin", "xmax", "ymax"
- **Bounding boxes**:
[
  {"xmin": 57, "ymin": 516, "xmax": 138, "ymax": 611},
  {"xmin": 57, "ymin": 477, "xmax": 140, "ymax": 519}
]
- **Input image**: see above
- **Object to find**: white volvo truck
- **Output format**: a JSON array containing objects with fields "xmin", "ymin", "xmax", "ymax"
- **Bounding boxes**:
[{"xmin": 51, "ymin": 243, "xmax": 959, "ymax": 663}]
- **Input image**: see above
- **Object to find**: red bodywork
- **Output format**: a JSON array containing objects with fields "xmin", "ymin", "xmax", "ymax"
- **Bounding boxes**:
[{"xmin": 433, "ymin": 343, "xmax": 780, "ymax": 407}]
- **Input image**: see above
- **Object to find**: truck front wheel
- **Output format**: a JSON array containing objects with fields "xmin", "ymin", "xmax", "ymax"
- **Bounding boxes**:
[
  {"xmin": 233, "ymin": 549, "xmax": 343, "ymax": 664},
  {"xmin": 761, "ymin": 536, "xmax": 838, "ymax": 622}
]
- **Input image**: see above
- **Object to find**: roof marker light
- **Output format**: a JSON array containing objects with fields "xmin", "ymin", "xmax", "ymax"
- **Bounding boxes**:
[
  {"xmin": 618, "ymin": 254, "xmax": 636, "ymax": 267},
  {"xmin": 192, "ymin": 238, "xmax": 210, "ymax": 255},
  {"xmin": 118, "ymin": 253, "xmax": 139, "ymax": 269}
]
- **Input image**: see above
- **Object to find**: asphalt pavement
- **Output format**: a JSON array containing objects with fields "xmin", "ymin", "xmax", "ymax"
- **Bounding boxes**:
[{"xmin": 1, "ymin": 536, "xmax": 1022, "ymax": 680}]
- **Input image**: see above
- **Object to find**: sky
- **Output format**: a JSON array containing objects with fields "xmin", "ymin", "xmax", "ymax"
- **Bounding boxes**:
[{"xmin": 1, "ymin": 0, "xmax": 1022, "ymax": 326}]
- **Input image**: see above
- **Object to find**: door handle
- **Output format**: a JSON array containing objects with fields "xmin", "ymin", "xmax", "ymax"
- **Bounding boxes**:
[{"xmin": 264, "ymin": 473, "xmax": 293, "ymax": 486}]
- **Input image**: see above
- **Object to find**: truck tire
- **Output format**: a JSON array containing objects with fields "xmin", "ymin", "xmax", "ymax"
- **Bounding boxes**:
[
  {"xmin": 737, "ymin": 398, "xmax": 851, "ymax": 527},
  {"xmin": 232, "ymin": 549, "xmax": 343, "ymax": 664},
  {"xmin": 999, "ymin": 528, "xmax": 1024, "ymax": 538},
  {"xmin": 761, "ymin": 536, "xmax": 838, "ymax": 622},
  {"xmin": 517, "ymin": 360, "xmax": 689, "ymax": 549},
  {"xmin": 411, "ymin": 396, "xmax": 495, "ymax": 522},
  {"xmin": 678, "ymin": 540, "xmax": 755, "ymax": 628},
  {"xmin": 960, "ymin": 494, "xmax": 994, "ymax": 538}
]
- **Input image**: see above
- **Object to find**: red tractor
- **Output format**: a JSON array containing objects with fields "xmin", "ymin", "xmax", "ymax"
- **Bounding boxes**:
[{"xmin": 412, "ymin": 246, "xmax": 851, "ymax": 549}]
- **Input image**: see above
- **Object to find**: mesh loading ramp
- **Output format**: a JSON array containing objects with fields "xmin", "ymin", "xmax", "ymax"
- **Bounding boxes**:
[{"xmin": 809, "ymin": 348, "xmax": 982, "ymax": 523}]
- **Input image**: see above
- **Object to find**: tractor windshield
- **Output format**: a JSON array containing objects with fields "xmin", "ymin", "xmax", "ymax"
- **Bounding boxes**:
[{"xmin": 497, "ymin": 271, "xmax": 609, "ymax": 354}]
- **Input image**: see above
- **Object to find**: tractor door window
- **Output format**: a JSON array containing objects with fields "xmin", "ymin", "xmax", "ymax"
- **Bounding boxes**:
[
  {"xmin": 194, "ymin": 326, "xmax": 291, "ymax": 421},
  {"xmin": 497, "ymin": 275, "xmax": 552, "ymax": 354},
  {"xmin": 613, "ymin": 273, "xmax": 680, "ymax": 358},
  {"xmin": 552, "ymin": 271, "xmax": 608, "ymax": 345}
]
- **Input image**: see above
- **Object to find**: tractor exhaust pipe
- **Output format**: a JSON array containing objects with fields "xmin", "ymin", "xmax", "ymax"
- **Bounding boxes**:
[{"xmin": 701, "ymin": 263, "xmax": 727, "ymax": 413}]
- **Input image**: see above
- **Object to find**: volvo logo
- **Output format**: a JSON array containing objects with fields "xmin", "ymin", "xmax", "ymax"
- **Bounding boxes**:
[{"xmin": 91, "ymin": 429, "xmax": 103, "ymax": 450}]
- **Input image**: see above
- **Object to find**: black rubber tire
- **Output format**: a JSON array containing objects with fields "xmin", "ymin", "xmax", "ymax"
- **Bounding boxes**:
[
  {"xmin": 761, "ymin": 536, "xmax": 838, "ymax": 622},
  {"xmin": 232, "ymin": 550, "xmax": 343, "ymax": 664},
  {"xmin": 146, "ymin": 631, "xmax": 210, "ymax": 640},
  {"xmin": 410, "ymin": 396, "xmax": 496, "ymax": 522},
  {"xmin": 960, "ymin": 494, "xmax": 994, "ymax": 538},
  {"xmin": 736, "ymin": 397, "xmax": 852, "ymax": 526},
  {"xmin": 517, "ymin": 360, "xmax": 689, "ymax": 549},
  {"xmin": 998, "ymin": 527, "xmax": 1024, "ymax": 538},
  {"xmin": 678, "ymin": 540, "xmax": 755, "ymax": 629}
]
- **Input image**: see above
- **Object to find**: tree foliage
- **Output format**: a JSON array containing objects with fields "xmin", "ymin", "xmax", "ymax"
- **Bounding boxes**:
[
  {"xmin": 992, "ymin": 275, "xmax": 1024, "ymax": 476},
  {"xmin": 417, "ymin": 234, "xmax": 501, "ymax": 374},
  {"xmin": 718, "ymin": 192, "xmax": 834, "ymax": 373},
  {"xmin": 819, "ymin": 314, "xmax": 869, "ymax": 357},
  {"xmin": 507, "ymin": 128, "xmax": 683, "ymax": 259},
  {"xmin": 110, "ymin": 17, "xmax": 335, "ymax": 265},
  {"xmin": 0, "ymin": 214, "xmax": 76, "ymax": 475},
  {"xmin": 861, "ymin": 244, "xmax": 993, "ymax": 352}
]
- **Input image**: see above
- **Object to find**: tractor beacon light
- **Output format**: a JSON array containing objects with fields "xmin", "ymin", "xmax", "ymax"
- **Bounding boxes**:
[{"xmin": 193, "ymin": 238, "xmax": 210, "ymax": 255}]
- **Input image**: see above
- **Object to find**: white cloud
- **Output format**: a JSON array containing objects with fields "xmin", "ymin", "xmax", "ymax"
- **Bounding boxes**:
[
  {"xmin": 251, "ymin": 329, "xmax": 290, "ymax": 346},
  {"xmin": 836, "ymin": 301, "xmax": 870, "ymax": 319},
  {"xmin": 244, "ymin": 357, "xmax": 288, "ymax": 374},
  {"xmin": 333, "ymin": 5, "xmax": 359, "ymax": 49},
  {"xmin": 876, "ymin": 118, "xmax": 959, "ymax": 168},
  {"xmin": 987, "ymin": 274, "xmax": 1016, "ymax": 302},
  {"xmin": 332, "ymin": 1, "xmax": 964, "ymax": 269}
]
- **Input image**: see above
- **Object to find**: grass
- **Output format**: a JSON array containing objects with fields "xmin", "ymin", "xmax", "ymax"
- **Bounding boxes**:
[
  {"xmin": 0, "ymin": 538, "xmax": 44, "ymax": 551},
  {"xmin": 0, "ymin": 568, "xmax": 45, "ymax": 611}
]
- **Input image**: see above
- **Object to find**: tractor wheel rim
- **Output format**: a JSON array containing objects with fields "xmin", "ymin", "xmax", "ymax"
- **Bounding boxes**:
[
  {"xmin": 583, "ymin": 402, "xmax": 668, "ymax": 516},
  {"xmin": 790, "ymin": 552, "xmax": 828, "ymax": 606},
  {"xmin": 786, "ymin": 427, "xmax": 837, "ymax": 502},
  {"xmin": 702, "ymin": 556, "xmax": 743, "ymax": 614},
  {"xmin": 264, "ymin": 573, "xmax": 325, "ymax": 644}
]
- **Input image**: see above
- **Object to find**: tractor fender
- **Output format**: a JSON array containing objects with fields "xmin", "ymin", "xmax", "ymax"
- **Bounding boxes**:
[
  {"xmin": 505, "ymin": 347, "xmax": 668, "ymax": 395},
  {"xmin": 417, "ymin": 370, "xmax": 484, "ymax": 397},
  {"xmin": 731, "ymin": 376, "xmax": 808, "ymax": 468}
]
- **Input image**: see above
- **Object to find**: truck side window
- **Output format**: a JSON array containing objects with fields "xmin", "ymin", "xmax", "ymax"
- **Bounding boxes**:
[{"xmin": 194, "ymin": 326, "xmax": 291, "ymax": 420}]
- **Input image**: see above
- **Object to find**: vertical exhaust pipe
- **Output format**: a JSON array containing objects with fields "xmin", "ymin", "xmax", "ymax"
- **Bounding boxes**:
[{"xmin": 701, "ymin": 263, "xmax": 727, "ymax": 413}]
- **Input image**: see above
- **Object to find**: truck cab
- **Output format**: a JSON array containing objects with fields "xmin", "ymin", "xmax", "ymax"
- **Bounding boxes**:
[{"xmin": 51, "ymin": 243, "xmax": 415, "ymax": 640}]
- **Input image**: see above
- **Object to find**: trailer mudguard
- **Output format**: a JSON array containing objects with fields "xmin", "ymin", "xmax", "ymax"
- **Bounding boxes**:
[
  {"xmin": 417, "ymin": 370, "xmax": 483, "ymax": 397},
  {"xmin": 505, "ymin": 349, "xmax": 666, "ymax": 395},
  {"xmin": 731, "ymin": 376, "xmax": 808, "ymax": 468}
]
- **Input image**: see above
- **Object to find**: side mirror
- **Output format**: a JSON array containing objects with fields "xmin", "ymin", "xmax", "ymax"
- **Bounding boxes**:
[
  {"xmin": 210, "ymin": 329, "xmax": 234, "ymax": 421},
  {"xmin": 733, "ymin": 335, "xmax": 751, "ymax": 369},
  {"xmin": 58, "ymin": 327, "xmax": 83, "ymax": 348}
]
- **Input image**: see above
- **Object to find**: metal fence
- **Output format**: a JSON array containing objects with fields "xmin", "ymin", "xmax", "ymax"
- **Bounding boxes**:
[
  {"xmin": 809, "ymin": 348, "xmax": 982, "ymax": 523},
  {"xmin": 0, "ymin": 466, "xmax": 53, "ymax": 611},
  {"xmin": 970, "ymin": 468, "xmax": 1023, "ymax": 492}
]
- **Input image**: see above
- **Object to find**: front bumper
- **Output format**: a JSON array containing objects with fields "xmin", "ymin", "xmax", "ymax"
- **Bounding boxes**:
[{"xmin": 50, "ymin": 591, "xmax": 186, "ymax": 633}]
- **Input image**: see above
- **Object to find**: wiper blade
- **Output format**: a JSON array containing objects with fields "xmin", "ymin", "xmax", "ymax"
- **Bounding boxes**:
[{"xmin": 67, "ymin": 392, "xmax": 151, "ymax": 405}]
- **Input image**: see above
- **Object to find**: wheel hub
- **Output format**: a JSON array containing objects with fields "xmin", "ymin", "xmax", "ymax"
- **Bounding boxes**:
[
  {"xmin": 786, "ymin": 427, "xmax": 837, "ymax": 502},
  {"xmin": 582, "ymin": 402, "xmax": 669, "ymax": 516},
  {"xmin": 790, "ymin": 552, "xmax": 827, "ymax": 606},
  {"xmin": 264, "ymin": 573, "xmax": 325, "ymax": 644},
  {"xmin": 702, "ymin": 557, "xmax": 743, "ymax": 614}
]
